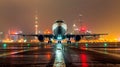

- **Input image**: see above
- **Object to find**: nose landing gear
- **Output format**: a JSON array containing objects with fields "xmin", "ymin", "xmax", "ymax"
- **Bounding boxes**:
[{"xmin": 58, "ymin": 41, "xmax": 61, "ymax": 43}]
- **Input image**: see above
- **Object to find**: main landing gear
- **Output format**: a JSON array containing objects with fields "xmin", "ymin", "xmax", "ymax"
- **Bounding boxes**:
[
  {"xmin": 67, "ymin": 40, "xmax": 71, "ymax": 44},
  {"xmin": 48, "ymin": 40, "xmax": 52, "ymax": 44}
]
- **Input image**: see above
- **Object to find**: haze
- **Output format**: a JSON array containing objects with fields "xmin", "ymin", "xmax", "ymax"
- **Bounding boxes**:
[{"xmin": 0, "ymin": 0, "xmax": 120, "ymax": 38}]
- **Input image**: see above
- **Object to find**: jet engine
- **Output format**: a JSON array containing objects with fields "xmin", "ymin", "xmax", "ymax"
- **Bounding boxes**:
[
  {"xmin": 75, "ymin": 35, "xmax": 81, "ymax": 42},
  {"xmin": 38, "ymin": 35, "xmax": 44, "ymax": 42}
]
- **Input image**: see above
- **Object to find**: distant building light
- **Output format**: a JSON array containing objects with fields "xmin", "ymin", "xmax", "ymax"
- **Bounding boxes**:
[
  {"xmin": 15, "ymin": 32, "xmax": 18, "ymax": 34},
  {"xmin": 35, "ymin": 25, "xmax": 38, "ymax": 27},
  {"xmin": 19, "ymin": 31, "xmax": 23, "ymax": 33},
  {"xmin": 24, "ymin": 40, "xmax": 27, "ymax": 42},
  {"xmin": 75, "ymin": 28, "xmax": 79, "ymax": 31},
  {"xmin": 73, "ymin": 24, "xmax": 76, "ymax": 27},
  {"xmin": 0, "ymin": 32, "xmax": 3, "ymax": 34},
  {"xmin": 118, "ymin": 38, "xmax": 120, "ymax": 41},
  {"xmin": 86, "ymin": 30, "xmax": 92, "ymax": 34}
]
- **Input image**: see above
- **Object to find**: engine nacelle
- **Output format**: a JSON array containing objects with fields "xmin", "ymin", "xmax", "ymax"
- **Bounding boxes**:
[
  {"xmin": 75, "ymin": 35, "xmax": 81, "ymax": 42},
  {"xmin": 38, "ymin": 35, "xmax": 44, "ymax": 42}
]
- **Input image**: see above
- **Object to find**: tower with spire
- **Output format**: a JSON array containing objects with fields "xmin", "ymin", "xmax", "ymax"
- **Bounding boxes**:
[{"xmin": 34, "ymin": 9, "xmax": 39, "ymax": 39}]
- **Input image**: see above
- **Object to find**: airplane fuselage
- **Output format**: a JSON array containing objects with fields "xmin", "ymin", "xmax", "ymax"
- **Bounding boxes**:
[{"xmin": 52, "ymin": 20, "xmax": 67, "ymax": 40}]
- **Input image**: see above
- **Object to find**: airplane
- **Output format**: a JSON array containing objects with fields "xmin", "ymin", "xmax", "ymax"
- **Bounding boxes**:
[{"xmin": 15, "ymin": 20, "xmax": 108, "ymax": 44}]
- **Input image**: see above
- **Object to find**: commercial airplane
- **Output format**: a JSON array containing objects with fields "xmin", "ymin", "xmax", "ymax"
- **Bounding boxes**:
[{"xmin": 16, "ymin": 20, "xmax": 107, "ymax": 44}]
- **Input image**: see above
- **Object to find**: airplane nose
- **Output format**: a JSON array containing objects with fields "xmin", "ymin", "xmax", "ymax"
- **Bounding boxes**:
[{"xmin": 58, "ymin": 26, "xmax": 62, "ymax": 34}]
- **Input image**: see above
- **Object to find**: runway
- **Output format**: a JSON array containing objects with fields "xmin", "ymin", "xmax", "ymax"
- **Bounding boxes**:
[
  {"xmin": 64, "ymin": 47, "xmax": 120, "ymax": 67},
  {"xmin": 0, "ymin": 42, "xmax": 120, "ymax": 67}
]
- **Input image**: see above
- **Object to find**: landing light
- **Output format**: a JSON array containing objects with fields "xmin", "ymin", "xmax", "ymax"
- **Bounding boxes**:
[
  {"xmin": 57, "ymin": 37, "xmax": 62, "ymax": 40},
  {"xmin": 57, "ymin": 36, "xmax": 62, "ymax": 40}
]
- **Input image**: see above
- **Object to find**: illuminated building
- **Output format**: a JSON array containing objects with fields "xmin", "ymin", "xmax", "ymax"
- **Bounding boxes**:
[
  {"xmin": 44, "ymin": 29, "xmax": 52, "ymax": 34},
  {"xmin": 8, "ymin": 29, "xmax": 19, "ymax": 42},
  {"xmin": 72, "ymin": 14, "xmax": 83, "ymax": 34},
  {"xmin": 72, "ymin": 24, "xmax": 79, "ymax": 34},
  {"xmin": 79, "ymin": 26, "xmax": 87, "ymax": 34}
]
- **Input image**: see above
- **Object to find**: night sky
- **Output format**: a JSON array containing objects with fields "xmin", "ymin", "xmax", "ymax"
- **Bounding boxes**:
[{"xmin": 0, "ymin": 0, "xmax": 120, "ymax": 38}]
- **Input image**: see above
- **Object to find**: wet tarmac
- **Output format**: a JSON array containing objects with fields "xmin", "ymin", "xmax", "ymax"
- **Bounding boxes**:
[
  {"xmin": 0, "ymin": 42, "xmax": 120, "ymax": 67},
  {"xmin": 0, "ymin": 43, "xmax": 54, "ymax": 67}
]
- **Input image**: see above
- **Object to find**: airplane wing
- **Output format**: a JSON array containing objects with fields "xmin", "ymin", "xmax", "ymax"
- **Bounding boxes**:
[
  {"xmin": 78, "ymin": 33, "xmax": 108, "ymax": 36},
  {"xmin": 10, "ymin": 33, "xmax": 54, "ymax": 42},
  {"xmin": 11, "ymin": 34, "xmax": 53, "ymax": 38},
  {"xmin": 66, "ymin": 33, "xmax": 108, "ymax": 37},
  {"xmin": 66, "ymin": 33, "xmax": 108, "ymax": 42}
]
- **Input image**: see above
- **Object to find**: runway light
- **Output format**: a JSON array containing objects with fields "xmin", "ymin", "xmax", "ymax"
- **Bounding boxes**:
[
  {"xmin": 75, "ymin": 43, "xmax": 78, "ymax": 48},
  {"xmin": 85, "ymin": 43, "xmax": 88, "ymax": 48},
  {"xmin": 27, "ymin": 44, "xmax": 31, "ymax": 47},
  {"xmin": 104, "ymin": 43, "xmax": 108, "ymax": 47},
  {"xmin": 3, "ymin": 43, "xmax": 7, "ymax": 49}
]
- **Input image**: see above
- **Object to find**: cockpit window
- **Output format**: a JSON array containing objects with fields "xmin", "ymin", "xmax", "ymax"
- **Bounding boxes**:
[{"xmin": 55, "ymin": 20, "xmax": 64, "ymax": 23}]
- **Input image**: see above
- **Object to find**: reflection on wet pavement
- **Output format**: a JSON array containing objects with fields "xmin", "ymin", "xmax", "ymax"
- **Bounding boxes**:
[
  {"xmin": 0, "ymin": 42, "xmax": 120, "ymax": 67},
  {"xmin": 53, "ymin": 43, "xmax": 66, "ymax": 67}
]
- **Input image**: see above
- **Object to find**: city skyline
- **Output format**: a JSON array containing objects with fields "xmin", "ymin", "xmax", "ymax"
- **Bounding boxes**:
[{"xmin": 0, "ymin": 0, "xmax": 120, "ymax": 38}]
